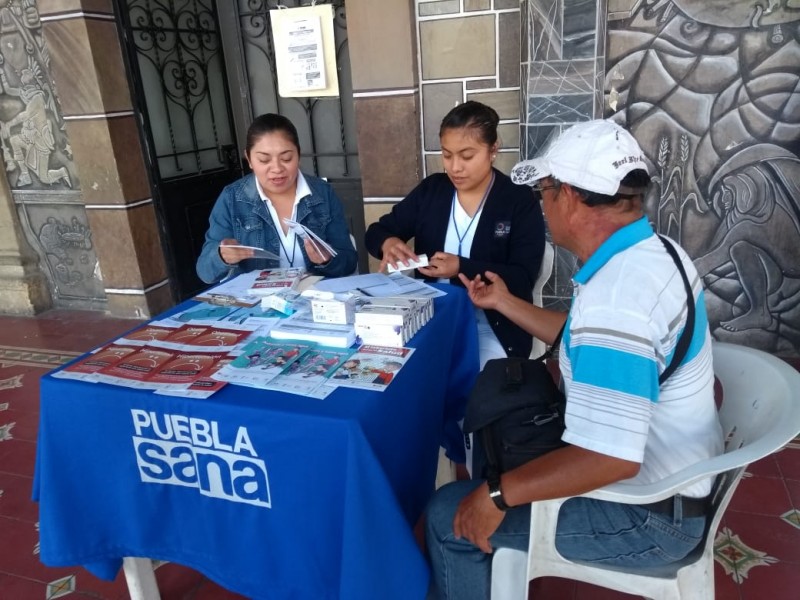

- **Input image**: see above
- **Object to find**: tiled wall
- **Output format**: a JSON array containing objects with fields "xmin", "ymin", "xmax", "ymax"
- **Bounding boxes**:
[
  {"xmin": 519, "ymin": 0, "xmax": 607, "ymax": 310},
  {"xmin": 418, "ymin": 0, "xmax": 523, "ymax": 177},
  {"xmin": 351, "ymin": 0, "xmax": 524, "ymax": 273}
]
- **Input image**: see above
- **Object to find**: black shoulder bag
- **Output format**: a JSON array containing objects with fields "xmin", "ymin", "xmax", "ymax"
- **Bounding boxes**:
[{"xmin": 463, "ymin": 235, "xmax": 696, "ymax": 478}]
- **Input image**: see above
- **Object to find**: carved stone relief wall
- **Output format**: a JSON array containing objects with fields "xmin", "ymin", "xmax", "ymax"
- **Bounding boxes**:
[
  {"xmin": 521, "ymin": 0, "xmax": 800, "ymax": 356},
  {"xmin": 0, "ymin": 0, "xmax": 104, "ymax": 306},
  {"xmin": 606, "ymin": 0, "xmax": 800, "ymax": 356}
]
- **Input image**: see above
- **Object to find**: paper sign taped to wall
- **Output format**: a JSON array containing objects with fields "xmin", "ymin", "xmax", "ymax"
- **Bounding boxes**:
[{"xmin": 270, "ymin": 4, "xmax": 339, "ymax": 98}]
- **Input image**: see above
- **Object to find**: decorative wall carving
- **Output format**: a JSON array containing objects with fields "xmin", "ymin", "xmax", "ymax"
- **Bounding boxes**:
[
  {"xmin": 0, "ymin": 1, "xmax": 101, "ymax": 308},
  {"xmin": 19, "ymin": 199, "xmax": 104, "ymax": 303},
  {"xmin": 521, "ymin": 0, "xmax": 800, "ymax": 355},
  {"xmin": 0, "ymin": 0, "xmax": 75, "ymax": 190},
  {"xmin": 606, "ymin": 0, "xmax": 800, "ymax": 355}
]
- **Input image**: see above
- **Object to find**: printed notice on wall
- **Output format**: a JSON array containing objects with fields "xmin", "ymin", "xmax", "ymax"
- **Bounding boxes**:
[
  {"xmin": 285, "ymin": 15, "xmax": 325, "ymax": 91},
  {"xmin": 270, "ymin": 4, "xmax": 339, "ymax": 98}
]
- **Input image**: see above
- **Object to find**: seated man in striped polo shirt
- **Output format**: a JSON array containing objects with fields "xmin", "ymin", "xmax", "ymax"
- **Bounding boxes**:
[{"xmin": 424, "ymin": 119, "xmax": 723, "ymax": 600}]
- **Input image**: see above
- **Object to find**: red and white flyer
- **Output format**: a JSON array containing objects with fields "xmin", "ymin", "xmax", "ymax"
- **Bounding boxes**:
[
  {"xmin": 94, "ymin": 346, "xmax": 178, "ymax": 389},
  {"xmin": 50, "ymin": 343, "xmax": 139, "ymax": 382}
]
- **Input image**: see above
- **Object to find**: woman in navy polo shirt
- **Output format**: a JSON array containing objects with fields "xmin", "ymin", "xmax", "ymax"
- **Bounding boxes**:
[{"xmin": 365, "ymin": 101, "xmax": 546, "ymax": 363}]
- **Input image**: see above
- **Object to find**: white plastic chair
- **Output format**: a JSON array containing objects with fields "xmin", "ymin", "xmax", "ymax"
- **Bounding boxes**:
[
  {"xmin": 491, "ymin": 340, "xmax": 800, "ymax": 600},
  {"xmin": 530, "ymin": 241, "xmax": 554, "ymax": 358}
]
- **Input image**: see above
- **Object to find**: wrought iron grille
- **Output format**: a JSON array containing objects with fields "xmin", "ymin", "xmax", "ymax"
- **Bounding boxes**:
[
  {"xmin": 123, "ymin": 0, "xmax": 235, "ymax": 179},
  {"xmin": 234, "ymin": 0, "xmax": 358, "ymax": 178}
]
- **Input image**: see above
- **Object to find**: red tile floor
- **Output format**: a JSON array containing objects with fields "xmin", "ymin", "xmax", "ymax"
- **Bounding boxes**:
[{"xmin": 0, "ymin": 309, "xmax": 799, "ymax": 599}]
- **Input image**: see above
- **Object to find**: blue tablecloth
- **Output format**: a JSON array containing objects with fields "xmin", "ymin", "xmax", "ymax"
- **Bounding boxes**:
[{"xmin": 33, "ymin": 283, "xmax": 479, "ymax": 600}]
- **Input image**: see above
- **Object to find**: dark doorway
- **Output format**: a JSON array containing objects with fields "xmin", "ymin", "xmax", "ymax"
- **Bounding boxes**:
[{"xmin": 115, "ymin": 0, "xmax": 242, "ymax": 300}]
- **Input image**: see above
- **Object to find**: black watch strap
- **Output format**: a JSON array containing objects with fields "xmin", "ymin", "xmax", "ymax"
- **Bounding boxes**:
[{"xmin": 487, "ymin": 477, "xmax": 510, "ymax": 511}]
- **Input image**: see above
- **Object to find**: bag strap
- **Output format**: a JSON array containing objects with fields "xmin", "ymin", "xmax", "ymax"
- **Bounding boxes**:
[{"xmin": 657, "ymin": 235, "xmax": 695, "ymax": 385}]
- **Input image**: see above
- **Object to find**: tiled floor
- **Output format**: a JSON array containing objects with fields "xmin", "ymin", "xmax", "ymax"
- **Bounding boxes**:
[{"xmin": 0, "ymin": 309, "xmax": 799, "ymax": 599}]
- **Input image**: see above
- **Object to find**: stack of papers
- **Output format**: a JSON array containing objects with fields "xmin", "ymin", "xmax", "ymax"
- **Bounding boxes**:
[
  {"xmin": 283, "ymin": 218, "xmax": 337, "ymax": 258},
  {"xmin": 313, "ymin": 272, "xmax": 446, "ymax": 299},
  {"xmin": 269, "ymin": 309, "xmax": 356, "ymax": 348},
  {"xmin": 248, "ymin": 268, "xmax": 305, "ymax": 296}
]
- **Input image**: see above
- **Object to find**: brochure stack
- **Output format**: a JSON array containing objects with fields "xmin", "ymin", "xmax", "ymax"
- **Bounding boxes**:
[{"xmin": 247, "ymin": 268, "xmax": 305, "ymax": 296}]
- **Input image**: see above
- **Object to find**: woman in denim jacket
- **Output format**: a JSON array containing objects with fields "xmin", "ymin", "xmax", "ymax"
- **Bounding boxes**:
[{"xmin": 196, "ymin": 113, "xmax": 357, "ymax": 284}]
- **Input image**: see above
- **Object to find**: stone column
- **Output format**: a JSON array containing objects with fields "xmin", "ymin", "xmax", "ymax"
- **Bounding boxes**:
[
  {"xmin": 0, "ymin": 172, "xmax": 50, "ymax": 314},
  {"xmin": 40, "ymin": 4, "xmax": 173, "ymax": 318}
]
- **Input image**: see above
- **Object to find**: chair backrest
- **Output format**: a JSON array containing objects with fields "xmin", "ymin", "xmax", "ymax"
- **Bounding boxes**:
[
  {"xmin": 532, "ymin": 241, "xmax": 554, "ymax": 308},
  {"xmin": 530, "ymin": 242, "xmax": 555, "ymax": 358},
  {"xmin": 664, "ymin": 341, "xmax": 800, "ymax": 570},
  {"xmin": 713, "ymin": 341, "xmax": 800, "ymax": 461}
]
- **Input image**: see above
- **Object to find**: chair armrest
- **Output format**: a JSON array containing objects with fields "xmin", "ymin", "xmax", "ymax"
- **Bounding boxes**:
[{"xmin": 579, "ymin": 451, "xmax": 752, "ymax": 505}]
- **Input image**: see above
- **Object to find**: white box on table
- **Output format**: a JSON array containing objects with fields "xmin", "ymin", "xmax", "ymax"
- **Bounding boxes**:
[
  {"xmin": 311, "ymin": 296, "xmax": 358, "ymax": 325},
  {"xmin": 354, "ymin": 322, "xmax": 410, "ymax": 348}
]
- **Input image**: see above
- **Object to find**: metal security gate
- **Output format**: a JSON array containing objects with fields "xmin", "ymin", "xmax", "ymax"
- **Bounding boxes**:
[{"xmin": 116, "ymin": 0, "xmax": 243, "ymax": 300}]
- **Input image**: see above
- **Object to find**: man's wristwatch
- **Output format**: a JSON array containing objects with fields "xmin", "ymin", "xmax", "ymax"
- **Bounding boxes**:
[{"xmin": 487, "ymin": 476, "xmax": 511, "ymax": 511}]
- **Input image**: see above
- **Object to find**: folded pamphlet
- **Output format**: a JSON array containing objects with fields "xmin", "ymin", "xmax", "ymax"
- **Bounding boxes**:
[
  {"xmin": 282, "ymin": 218, "xmax": 338, "ymax": 258},
  {"xmin": 329, "ymin": 345, "xmax": 415, "ymax": 391},
  {"xmin": 222, "ymin": 244, "xmax": 281, "ymax": 261}
]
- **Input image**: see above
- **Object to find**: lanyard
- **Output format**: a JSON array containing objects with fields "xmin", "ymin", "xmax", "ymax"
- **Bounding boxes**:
[
  {"xmin": 277, "ymin": 234, "xmax": 298, "ymax": 266},
  {"xmin": 451, "ymin": 172, "xmax": 495, "ymax": 256}
]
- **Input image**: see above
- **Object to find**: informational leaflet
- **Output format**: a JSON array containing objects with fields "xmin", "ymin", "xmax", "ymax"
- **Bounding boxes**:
[
  {"xmin": 160, "ymin": 302, "xmax": 284, "ymax": 330},
  {"xmin": 269, "ymin": 309, "xmax": 356, "ymax": 348},
  {"xmin": 116, "ymin": 323, "xmax": 178, "ymax": 346},
  {"xmin": 270, "ymin": 3, "xmax": 338, "ymax": 98},
  {"xmin": 94, "ymin": 346, "xmax": 178, "ymax": 389},
  {"xmin": 149, "ymin": 324, "xmax": 211, "ymax": 349},
  {"xmin": 283, "ymin": 218, "xmax": 338, "ymax": 258},
  {"xmin": 213, "ymin": 338, "xmax": 314, "ymax": 389},
  {"xmin": 312, "ymin": 272, "xmax": 445, "ymax": 299},
  {"xmin": 248, "ymin": 268, "xmax": 305, "ymax": 296},
  {"xmin": 146, "ymin": 351, "xmax": 228, "ymax": 389},
  {"xmin": 221, "ymin": 245, "xmax": 280, "ymax": 261},
  {"xmin": 262, "ymin": 346, "xmax": 354, "ymax": 398},
  {"xmin": 193, "ymin": 270, "xmax": 265, "ymax": 307},
  {"xmin": 385, "ymin": 272, "xmax": 447, "ymax": 298},
  {"xmin": 51, "ymin": 343, "xmax": 138, "ymax": 382},
  {"xmin": 284, "ymin": 14, "xmax": 326, "ymax": 92},
  {"xmin": 156, "ymin": 357, "xmax": 235, "ymax": 399},
  {"xmin": 329, "ymin": 345, "xmax": 415, "ymax": 391},
  {"xmin": 144, "ymin": 324, "xmax": 258, "ymax": 353}
]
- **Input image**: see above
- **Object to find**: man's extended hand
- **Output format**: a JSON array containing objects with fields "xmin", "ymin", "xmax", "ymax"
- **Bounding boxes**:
[
  {"xmin": 453, "ymin": 482, "xmax": 505, "ymax": 554},
  {"xmin": 457, "ymin": 270, "xmax": 510, "ymax": 311}
]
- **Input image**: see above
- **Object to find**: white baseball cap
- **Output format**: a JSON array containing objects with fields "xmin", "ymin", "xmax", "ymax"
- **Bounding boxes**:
[{"xmin": 511, "ymin": 119, "xmax": 649, "ymax": 196}]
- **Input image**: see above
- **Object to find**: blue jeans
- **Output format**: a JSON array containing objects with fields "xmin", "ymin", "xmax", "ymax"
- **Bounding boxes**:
[{"xmin": 425, "ymin": 480, "xmax": 706, "ymax": 600}]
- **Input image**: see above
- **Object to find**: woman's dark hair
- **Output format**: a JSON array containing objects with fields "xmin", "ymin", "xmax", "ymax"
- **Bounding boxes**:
[
  {"xmin": 246, "ymin": 113, "xmax": 301, "ymax": 155},
  {"xmin": 573, "ymin": 169, "xmax": 652, "ymax": 206},
  {"xmin": 439, "ymin": 101, "xmax": 500, "ymax": 147}
]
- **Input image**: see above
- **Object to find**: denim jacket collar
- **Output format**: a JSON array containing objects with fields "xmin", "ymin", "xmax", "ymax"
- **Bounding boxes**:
[{"xmin": 235, "ymin": 173, "xmax": 324, "ymax": 224}]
